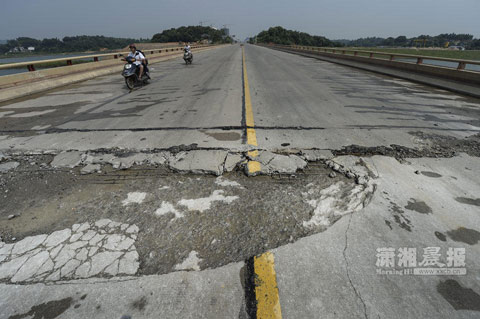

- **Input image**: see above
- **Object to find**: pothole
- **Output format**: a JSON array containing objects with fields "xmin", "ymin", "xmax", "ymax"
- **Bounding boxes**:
[{"xmin": 0, "ymin": 158, "xmax": 376, "ymax": 281}]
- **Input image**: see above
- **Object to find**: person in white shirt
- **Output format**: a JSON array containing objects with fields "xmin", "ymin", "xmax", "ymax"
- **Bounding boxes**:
[
  {"xmin": 125, "ymin": 44, "xmax": 145, "ymax": 79},
  {"xmin": 184, "ymin": 43, "xmax": 191, "ymax": 52}
]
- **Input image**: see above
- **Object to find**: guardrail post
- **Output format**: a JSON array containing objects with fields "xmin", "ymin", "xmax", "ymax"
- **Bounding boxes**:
[
  {"xmin": 151, "ymin": 51, "xmax": 154, "ymax": 54},
  {"xmin": 333, "ymin": 49, "xmax": 336, "ymax": 54},
  {"xmin": 369, "ymin": 53, "xmax": 374, "ymax": 58},
  {"xmin": 27, "ymin": 64, "xmax": 35, "ymax": 72},
  {"xmin": 342, "ymin": 50, "xmax": 346, "ymax": 55},
  {"xmin": 67, "ymin": 60, "xmax": 73, "ymax": 66},
  {"xmin": 354, "ymin": 51, "xmax": 358, "ymax": 56},
  {"xmin": 390, "ymin": 55, "xmax": 395, "ymax": 61},
  {"xmin": 417, "ymin": 57, "xmax": 423, "ymax": 64},
  {"xmin": 93, "ymin": 57, "xmax": 99, "ymax": 62},
  {"xmin": 114, "ymin": 55, "xmax": 118, "ymax": 59},
  {"xmin": 457, "ymin": 62, "xmax": 466, "ymax": 70}
]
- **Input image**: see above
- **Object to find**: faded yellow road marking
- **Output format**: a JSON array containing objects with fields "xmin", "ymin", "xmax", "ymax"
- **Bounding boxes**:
[
  {"xmin": 242, "ymin": 46, "xmax": 261, "ymax": 174},
  {"xmin": 254, "ymin": 252, "xmax": 283, "ymax": 319}
]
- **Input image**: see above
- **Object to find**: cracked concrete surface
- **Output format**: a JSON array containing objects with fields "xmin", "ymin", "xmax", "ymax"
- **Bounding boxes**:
[
  {"xmin": 0, "ymin": 219, "xmax": 139, "ymax": 283},
  {"xmin": 343, "ymin": 214, "xmax": 368, "ymax": 319},
  {"xmin": 273, "ymin": 154, "xmax": 480, "ymax": 319}
]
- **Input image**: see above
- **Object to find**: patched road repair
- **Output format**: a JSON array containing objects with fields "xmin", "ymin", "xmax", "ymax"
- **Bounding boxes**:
[{"xmin": 1, "ymin": 45, "xmax": 480, "ymax": 319}]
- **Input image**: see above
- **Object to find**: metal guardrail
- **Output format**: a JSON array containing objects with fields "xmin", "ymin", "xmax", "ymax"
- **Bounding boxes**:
[
  {"xmin": 280, "ymin": 45, "xmax": 480, "ymax": 71},
  {"xmin": 0, "ymin": 45, "xmax": 204, "ymax": 72}
]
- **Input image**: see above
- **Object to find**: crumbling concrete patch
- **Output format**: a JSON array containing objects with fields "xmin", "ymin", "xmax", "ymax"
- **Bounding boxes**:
[
  {"xmin": 249, "ymin": 151, "xmax": 308, "ymax": 175},
  {"xmin": 301, "ymin": 149, "xmax": 333, "ymax": 161},
  {"xmin": 178, "ymin": 190, "xmax": 238, "ymax": 212},
  {"xmin": 122, "ymin": 192, "xmax": 147, "ymax": 206},
  {"xmin": 0, "ymin": 219, "xmax": 139, "ymax": 283},
  {"xmin": 80, "ymin": 164, "xmax": 101, "ymax": 175},
  {"xmin": 328, "ymin": 156, "xmax": 379, "ymax": 180},
  {"xmin": 215, "ymin": 176, "xmax": 243, "ymax": 188},
  {"xmin": 0, "ymin": 162, "xmax": 19, "ymax": 173},
  {"xmin": 154, "ymin": 201, "xmax": 184, "ymax": 219},
  {"xmin": 168, "ymin": 150, "xmax": 228, "ymax": 175},
  {"xmin": 302, "ymin": 181, "xmax": 375, "ymax": 230},
  {"xmin": 223, "ymin": 153, "xmax": 243, "ymax": 172},
  {"xmin": 174, "ymin": 251, "xmax": 202, "ymax": 271},
  {"xmin": 85, "ymin": 152, "xmax": 168, "ymax": 169},
  {"xmin": 45, "ymin": 149, "xmax": 340, "ymax": 177},
  {"xmin": 50, "ymin": 151, "xmax": 84, "ymax": 168}
]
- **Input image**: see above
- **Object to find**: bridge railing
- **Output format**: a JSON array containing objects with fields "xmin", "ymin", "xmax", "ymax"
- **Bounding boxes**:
[
  {"xmin": 0, "ymin": 45, "xmax": 205, "ymax": 73},
  {"xmin": 275, "ymin": 45, "xmax": 480, "ymax": 72}
]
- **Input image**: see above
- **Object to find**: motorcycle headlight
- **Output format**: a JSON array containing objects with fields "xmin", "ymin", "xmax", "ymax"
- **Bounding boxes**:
[{"xmin": 124, "ymin": 64, "xmax": 132, "ymax": 69}]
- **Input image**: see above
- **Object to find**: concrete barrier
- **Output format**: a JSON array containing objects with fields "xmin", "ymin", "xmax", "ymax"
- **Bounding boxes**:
[
  {"xmin": 0, "ymin": 45, "xmax": 224, "ymax": 103},
  {"xmin": 262, "ymin": 44, "xmax": 480, "ymax": 98}
]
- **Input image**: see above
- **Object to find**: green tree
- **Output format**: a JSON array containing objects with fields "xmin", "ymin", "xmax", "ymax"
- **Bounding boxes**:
[
  {"xmin": 255, "ymin": 26, "xmax": 341, "ymax": 47},
  {"xmin": 394, "ymin": 36, "xmax": 408, "ymax": 46},
  {"xmin": 151, "ymin": 26, "xmax": 231, "ymax": 44}
]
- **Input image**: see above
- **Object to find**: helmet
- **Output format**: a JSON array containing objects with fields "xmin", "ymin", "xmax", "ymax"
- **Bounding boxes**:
[{"xmin": 128, "ymin": 44, "xmax": 136, "ymax": 49}]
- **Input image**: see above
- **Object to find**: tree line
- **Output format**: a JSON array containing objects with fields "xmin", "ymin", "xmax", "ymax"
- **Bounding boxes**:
[
  {"xmin": 151, "ymin": 26, "xmax": 233, "ymax": 44},
  {"xmin": 0, "ymin": 36, "xmax": 142, "ymax": 54},
  {"xmin": 250, "ymin": 27, "xmax": 341, "ymax": 47},
  {"xmin": 0, "ymin": 27, "xmax": 232, "ymax": 56},
  {"xmin": 250, "ymin": 27, "xmax": 480, "ymax": 50},
  {"xmin": 334, "ymin": 34, "xmax": 480, "ymax": 49}
]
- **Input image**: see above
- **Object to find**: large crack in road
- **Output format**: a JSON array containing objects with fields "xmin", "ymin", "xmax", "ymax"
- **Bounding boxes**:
[{"xmin": 2, "ymin": 127, "xmax": 480, "ymax": 283}]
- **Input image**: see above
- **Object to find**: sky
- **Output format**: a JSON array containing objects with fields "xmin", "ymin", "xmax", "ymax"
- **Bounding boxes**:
[{"xmin": 1, "ymin": 0, "xmax": 479, "ymax": 41}]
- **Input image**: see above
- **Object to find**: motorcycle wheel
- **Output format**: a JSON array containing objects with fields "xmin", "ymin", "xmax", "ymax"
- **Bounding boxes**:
[{"xmin": 125, "ymin": 77, "xmax": 135, "ymax": 90}]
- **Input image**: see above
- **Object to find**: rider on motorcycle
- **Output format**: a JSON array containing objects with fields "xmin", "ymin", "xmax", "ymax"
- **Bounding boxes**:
[
  {"xmin": 124, "ymin": 44, "xmax": 146, "ymax": 79},
  {"xmin": 184, "ymin": 42, "xmax": 191, "ymax": 53}
]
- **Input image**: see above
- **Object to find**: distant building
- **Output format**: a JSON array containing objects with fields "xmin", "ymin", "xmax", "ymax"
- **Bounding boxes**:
[
  {"xmin": 9, "ymin": 47, "xmax": 27, "ymax": 53},
  {"xmin": 222, "ymin": 28, "xmax": 230, "ymax": 36},
  {"xmin": 8, "ymin": 46, "xmax": 36, "ymax": 53}
]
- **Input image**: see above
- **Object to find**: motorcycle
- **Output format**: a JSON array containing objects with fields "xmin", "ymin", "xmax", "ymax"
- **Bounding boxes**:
[
  {"xmin": 183, "ymin": 49, "xmax": 193, "ymax": 65},
  {"xmin": 121, "ymin": 55, "xmax": 150, "ymax": 90}
]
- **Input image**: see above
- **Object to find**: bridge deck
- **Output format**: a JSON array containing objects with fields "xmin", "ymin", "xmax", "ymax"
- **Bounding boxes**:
[{"xmin": 1, "ymin": 44, "xmax": 479, "ymax": 319}]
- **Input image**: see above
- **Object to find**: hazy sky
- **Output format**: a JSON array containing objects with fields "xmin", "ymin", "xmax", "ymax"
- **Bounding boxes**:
[{"xmin": 1, "ymin": 0, "xmax": 479, "ymax": 41}]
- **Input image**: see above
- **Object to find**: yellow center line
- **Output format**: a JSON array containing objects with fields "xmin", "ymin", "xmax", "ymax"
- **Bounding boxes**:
[
  {"xmin": 242, "ymin": 46, "xmax": 261, "ymax": 174},
  {"xmin": 254, "ymin": 252, "xmax": 283, "ymax": 319},
  {"xmin": 242, "ymin": 46, "xmax": 282, "ymax": 318}
]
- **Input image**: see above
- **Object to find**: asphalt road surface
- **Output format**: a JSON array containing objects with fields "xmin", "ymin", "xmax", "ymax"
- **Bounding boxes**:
[{"xmin": 1, "ymin": 44, "xmax": 480, "ymax": 319}]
